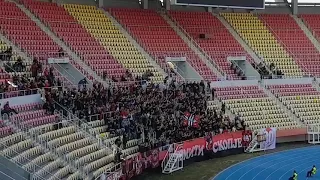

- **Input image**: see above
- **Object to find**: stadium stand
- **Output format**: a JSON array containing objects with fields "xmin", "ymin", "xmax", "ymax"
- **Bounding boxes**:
[
  {"xmin": 221, "ymin": 13, "xmax": 303, "ymax": 77},
  {"xmin": 267, "ymin": 83, "xmax": 320, "ymax": 125},
  {"xmin": 20, "ymin": 0, "xmax": 115, "ymax": 81},
  {"xmin": 0, "ymin": 0, "xmax": 73, "ymax": 95},
  {"xmin": 259, "ymin": 14, "xmax": 320, "ymax": 76},
  {"xmin": 168, "ymin": 11, "xmax": 253, "ymax": 80},
  {"xmin": 301, "ymin": 14, "xmax": 320, "ymax": 42},
  {"xmin": 0, "ymin": 103, "xmax": 83, "ymax": 179},
  {"xmin": 215, "ymin": 85, "xmax": 300, "ymax": 130},
  {"xmin": 62, "ymin": 4, "xmax": 163, "ymax": 82},
  {"xmin": 0, "ymin": 0, "xmax": 59, "ymax": 60},
  {"xmin": 52, "ymin": 80, "xmax": 239, "ymax": 150},
  {"xmin": 2, "ymin": 0, "xmax": 320, "ymax": 179},
  {"xmin": 109, "ymin": 8, "xmax": 218, "ymax": 81}
]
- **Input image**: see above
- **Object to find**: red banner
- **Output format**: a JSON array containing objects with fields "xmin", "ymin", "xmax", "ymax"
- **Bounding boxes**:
[
  {"xmin": 242, "ymin": 130, "xmax": 253, "ymax": 147},
  {"xmin": 121, "ymin": 131, "xmax": 246, "ymax": 180},
  {"xmin": 157, "ymin": 131, "xmax": 244, "ymax": 161},
  {"xmin": 122, "ymin": 149, "xmax": 159, "ymax": 179}
]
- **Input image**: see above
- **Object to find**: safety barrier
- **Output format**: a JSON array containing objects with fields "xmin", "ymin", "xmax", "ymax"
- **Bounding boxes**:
[{"xmin": 98, "ymin": 127, "xmax": 308, "ymax": 180}]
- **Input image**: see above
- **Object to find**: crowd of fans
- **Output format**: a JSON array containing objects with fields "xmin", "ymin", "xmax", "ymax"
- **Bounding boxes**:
[
  {"xmin": 0, "ymin": 47, "xmax": 62, "ymax": 98},
  {"xmin": 48, "ymin": 78, "xmax": 245, "ymax": 152},
  {"xmin": 1, "ymin": 46, "xmax": 246, "ymax": 153}
]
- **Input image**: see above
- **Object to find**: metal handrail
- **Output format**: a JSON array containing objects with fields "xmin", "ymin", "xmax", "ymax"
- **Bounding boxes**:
[
  {"xmin": 95, "ymin": 162, "xmax": 122, "ymax": 180},
  {"xmin": 164, "ymin": 11, "xmax": 224, "ymax": 78},
  {"xmin": 0, "ymin": 170, "xmax": 19, "ymax": 180},
  {"xmin": 52, "ymin": 100, "xmax": 113, "ymax": 153},
  {"xmin": 51, "ymin": 61, "xmax": 77, "ymax": 84},
  {"xmin": 119, "ymin": 22, "xmax": 184, "ymax": 81},
  {"xmin": 257, "ymin": 16, "xmax": 312, "ymax": 76},
  {"xmin": 0, "ymin": 12, "xmax": 109, "ymax": 85}
]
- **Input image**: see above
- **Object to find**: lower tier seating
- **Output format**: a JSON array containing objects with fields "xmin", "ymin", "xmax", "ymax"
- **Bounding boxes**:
[
  {"xmin": 267, "ymin": 83, "xmax": 320, "ymax": 125},
  {"xmin": 216, "ymin": 85, "xmax": 300, "ymax": 130},
  {"xmin": 0, "ymin": 132, "xmax": 81, "ymax": 180}
]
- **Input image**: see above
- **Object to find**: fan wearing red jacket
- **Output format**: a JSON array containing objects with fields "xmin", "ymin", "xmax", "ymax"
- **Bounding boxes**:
[{"xmin": 242, "ymin": 128, "xmax": 252, "ymax": 148}]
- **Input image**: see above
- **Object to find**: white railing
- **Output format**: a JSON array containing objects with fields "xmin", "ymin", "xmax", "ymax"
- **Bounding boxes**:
[
  {"xmin": 0, "ymin": 142, "xmax": 60, "ymax": 180},
  {"xmin": 53, "ymin": 101, "xmax": 113, "ymax": 154},
  {"xmin": 308, "ymin": 124, "xmax": 320, "ymax": 133},
  {"xmin": 95, "ymin": 162, "xmax": 122, "ymax": 180},
  {"xmin": 161, "ymin": 143, "xmax": 182, "ymax": 170}
]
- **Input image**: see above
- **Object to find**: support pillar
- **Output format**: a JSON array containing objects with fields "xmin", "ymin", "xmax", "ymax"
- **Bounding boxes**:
[
  {"xmin": 207, "ymin": 7, "xmax": 212, "ymax": 13},
  {"xmin": 98, "ymin": 0, "xmax": 104, "ymax": 8},
  {"xmin": 165, "ymin": 0, "xmax": 171, "ymax": 10},
  {"xmin": 143, "ymin": 0, "xmax": 148, "ymax": 9},
  {"xmin": 291, "ymin": 0, "xmax": 298, "ymax": 15}
]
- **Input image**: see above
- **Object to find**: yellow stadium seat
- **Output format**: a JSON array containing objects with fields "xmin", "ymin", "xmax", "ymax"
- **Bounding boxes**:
[
  {"xmin": 64, "ymin": 4, "xmax": 163, "ymax": 82},
  {"xmin": 221, "ymin": 13, "xmax": 303, "ymax": 77}
]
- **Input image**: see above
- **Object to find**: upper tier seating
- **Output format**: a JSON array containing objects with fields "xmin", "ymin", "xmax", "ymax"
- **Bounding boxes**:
[
  {"xmin": 260, "ymin": 14, "xmax": 320, "ymax": 76},
  {"xmin": 63, "ymin": 4, "xmax": 163, "ymax": 82},
  {"xmin": 267, "ymin": 83, "xmax": 320, "ymax": 125},
  {"xmin": 221, "ymin": 13, "xmax": 303, "ymax": 77},
  {"xmin": 109, "ymin": 8, "xmax": 218, "ymax": 81},
  {"xmin": 300, "ymin": 14, "xmax": 320, "ymax": 42},
  {"xmin": 169, "ymin": 11, "xmax": 254, "ymax": 80},
  {"xmin": 0, "ymin": 41, "xmax": 12, "ymax": 83},
  {"xmin": 22, "ymin": 1, "xmax": 125, "ymax": 79},
  {"xmin": 216, "ymin": 85, "xmax": 300, "ymax": 130},
  {"xmin": 0, "ymin": 0, "xmax": 60, "ymax": 61},
  {"xmin": 0, "ymin": 0, "xmax": 75, "ymax": 88}
]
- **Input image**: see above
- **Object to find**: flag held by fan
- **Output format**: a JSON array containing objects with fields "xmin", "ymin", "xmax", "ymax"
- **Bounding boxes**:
[{"xmin": 183, "ymin": 112, "xmax": 200, "ymax": 128}]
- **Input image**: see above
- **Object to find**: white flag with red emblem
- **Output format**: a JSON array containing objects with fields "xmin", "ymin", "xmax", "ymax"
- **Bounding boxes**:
[
  {"xmin": 259, "ymin": 127, "xmax": 277, "ymax": 150},
  {"xmin": 183, "ymin": 112, "xmax": 200, "ymax": 128}
]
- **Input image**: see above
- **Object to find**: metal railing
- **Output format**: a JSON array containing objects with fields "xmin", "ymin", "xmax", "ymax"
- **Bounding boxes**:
[
  {"xmin": 0, "ymin": 16, "xmax": 101, "ymax": 86},
  {"xmin": 95, "ymin": 162, "xmax": 122, "ymax": 180},
  {"xmin": 0, "ymin": 142, "xmax": 60, "ymax": 180},
  {"xmin": 164, "ymin": 11, "xmax": 225, "ymax": 78},
  {"xmin": 0, "ymin": 88, "xmax": 39, "ymax": 99},
  {"xmin": 53, "ymin": 101, "xmax": 113, "ymax": 153},
  {"xmin": 253, "ymin": 19, "xmax": 313, "ymax": 76},
  {"xmin": 120, "ymin": 24, "xmax": 183, "ymax": 80}
]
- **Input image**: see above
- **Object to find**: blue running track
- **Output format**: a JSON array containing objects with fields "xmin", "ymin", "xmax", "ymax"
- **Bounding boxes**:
[{"xmin": 213, "ymin": 146, "xmax": 320, "ymax": 180}]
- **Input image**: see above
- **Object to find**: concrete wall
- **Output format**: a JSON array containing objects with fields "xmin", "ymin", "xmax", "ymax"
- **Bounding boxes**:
[
  {"xmin": 211, "ymin": 79, "xmax": 259, "ymax": 87},
  {"xmin": 277, "ymin": 134, "xmax": 307, "ymax": 143},
  {"xmin": 263, "ymin": 77, "xmax": 313, "ymax": 86},
  {"xmin": 58, "ymin": 0, "xmax": 97, "ymax": 5},
  {"xmin": 0, "ymin": 155, "xmax": 29, "ymax": 180},
  {"xmin": 0, "ymin": 94, "xmax": 42, "ymax": 109},
  {"xmin": 255, "ymin": 6, "xmax": 292, "ymax": 14},
  {"xmin": 103, "ymin": 0, "xmax": 141, "ymax": 8},
  {"xmin": 171, "ymin": 5, "xmax": 206, "ymax": 12}
]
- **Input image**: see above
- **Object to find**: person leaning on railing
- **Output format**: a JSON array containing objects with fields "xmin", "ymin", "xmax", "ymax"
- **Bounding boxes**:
[{"xmin": 1, "ymin": 101, "xmax": 18, "ymax": 117}]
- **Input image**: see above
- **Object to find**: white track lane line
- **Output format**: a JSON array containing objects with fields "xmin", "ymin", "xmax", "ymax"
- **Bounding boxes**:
[
  {"xmin": 254, "ymin": 150, "xmax": 320, "ymax": 180},
  {"xmin": 239, "ymin": 148, "xmax": 320, "ymax": 180},
  {"xmin": 212, "ymin": 146, "xmax": 320, "ymax": 180},
  {"xmin": 225, "ymin": 147, "xmax": 317, "ymax": 180},
  {"xmin": 279, "ymin": 155, "xmax": 320, "ymax": 180}
]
